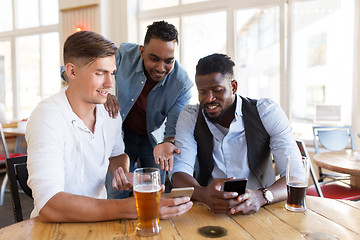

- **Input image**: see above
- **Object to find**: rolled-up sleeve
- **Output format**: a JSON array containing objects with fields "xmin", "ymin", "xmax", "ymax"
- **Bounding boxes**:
[
  {"xmin": 169, "ymin": 105, "xmax": 199, "ymax": 180},
  {"xmin": 257, "ymin": 98, "xmax": 301, "ymax": 178},
  {"xmin": 26, "ymin": 104, "xmax": 66, "ymax": 216}
]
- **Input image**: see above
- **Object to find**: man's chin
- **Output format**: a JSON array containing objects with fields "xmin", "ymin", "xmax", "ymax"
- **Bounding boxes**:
[{"xmin": 204, "ymin": 112, "xmax": 222, "ymax": 123}]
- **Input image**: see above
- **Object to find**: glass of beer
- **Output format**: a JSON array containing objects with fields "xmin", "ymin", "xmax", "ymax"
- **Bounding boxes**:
[
  {"xmin": 133, "ymin": 168, "xmax": 161, "ymax": 236},
  {"xmin": 285, "ymin": 156, "xmax": 310, "ymax": 212}
]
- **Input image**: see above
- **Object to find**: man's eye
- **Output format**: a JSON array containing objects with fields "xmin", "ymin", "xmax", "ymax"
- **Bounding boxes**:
[
  {"xmin": 214, "ymin": 88, "xmax": 223, "ymax": 92},
  {"xmin": 96, "ymin": 72, "xmax": 104, "ymax": 76},
  {"xmin": 165, "ymin": 60, "xmax": 174, "ymax": 64}
]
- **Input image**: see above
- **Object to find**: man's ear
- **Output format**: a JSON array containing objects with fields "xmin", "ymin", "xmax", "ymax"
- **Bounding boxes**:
[
  {"xmin": 65, "ymin": 63, "xmax": 76, "ymax": 81},
  {"xmin": 139, "ymin": 45, "xmax": 144, "ymax": 60},
  {"xmin": 231, "ymin": 79, "xmax": 238, "ymax": 94}
]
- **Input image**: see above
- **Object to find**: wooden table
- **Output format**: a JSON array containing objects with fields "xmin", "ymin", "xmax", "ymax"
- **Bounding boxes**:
[
  {"xmin": 0, "ymin": 196, "xmax": 359, "ymax": 239},
  {"xmin": 3, "ymin": 127, "xmax": 26, "ymax": 153},
  {"xmin": 314, "ymin": 150, "xmax": 360, "ymax": 187}
]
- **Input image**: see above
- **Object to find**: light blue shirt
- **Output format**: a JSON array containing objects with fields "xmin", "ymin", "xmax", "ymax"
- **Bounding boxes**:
[
  {"xmin": 114, "ymin": 43, "xmax": 193, "ymax": 148},
  {"xmin": 170, "ymin": 95, "xmax": 301, "ymax": 190}
]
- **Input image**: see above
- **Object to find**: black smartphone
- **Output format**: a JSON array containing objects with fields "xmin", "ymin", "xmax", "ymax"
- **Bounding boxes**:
[{"xmin": 223, "ymin": 178, "xmax": 247, "ymax": 196}]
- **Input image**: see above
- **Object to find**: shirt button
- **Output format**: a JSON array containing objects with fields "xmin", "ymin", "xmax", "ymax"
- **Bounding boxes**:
[
  {"xmin": 141, "ymin": 81, "xmax": 144, "ymax": 84},
  {"xmin": 122, "ymin": 113, "xmax": 125, "ymax": 117},
  {"xmin": 131, "ymin": 99, "xmax": 134, "ymax": 101},
  {"xmin": 227, "ymin": 161, "xmax": 230, "ymax": 164}
]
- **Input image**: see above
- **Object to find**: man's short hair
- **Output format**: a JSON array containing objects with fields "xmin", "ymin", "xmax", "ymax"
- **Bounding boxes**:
[
  {"xmin": 196, "ymin": 53, "xmax": 235, "ymax": 77},
  {"xmin": 63, "ymin": 31, "xmax": 117, "ymax": 66},
  {"xmin": 144, "ymin": 21, "xmax": 178, "ymax": 45}
]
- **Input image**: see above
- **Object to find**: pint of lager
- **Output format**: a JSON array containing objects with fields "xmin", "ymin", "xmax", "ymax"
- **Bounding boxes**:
[{"xmin": 133, "ymin": 168, "xmax": 161, "ymax": 236}]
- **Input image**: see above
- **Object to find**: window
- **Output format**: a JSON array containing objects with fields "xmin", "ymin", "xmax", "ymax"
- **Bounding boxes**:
[
  {"xmin": 290, "ymin": 0, "xmax": 354, "ymax": 139},
  {"xmin": 0, "ymin": 0, "xmax": 60, "ymax": 121}
]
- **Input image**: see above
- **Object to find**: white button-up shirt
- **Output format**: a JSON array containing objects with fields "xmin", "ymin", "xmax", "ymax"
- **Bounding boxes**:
[{"xmin": 26, "ymin": 87, "xmax": 125, "ymax": 217}]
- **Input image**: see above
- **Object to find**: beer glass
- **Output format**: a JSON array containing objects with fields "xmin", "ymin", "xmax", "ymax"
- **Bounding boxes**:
[
  {"xmin": 133, "ymin": 168, "xmax": 161, "ymax": 236},
  {"xmin": 285, "ymin": 156, "xmax": 310, "ymax": 212}
]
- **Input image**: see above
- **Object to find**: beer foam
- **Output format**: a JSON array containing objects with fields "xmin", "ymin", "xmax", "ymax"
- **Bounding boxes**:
[{"xmin": 134, "ymin": 184, "xmax": 161, "ymax": 193}]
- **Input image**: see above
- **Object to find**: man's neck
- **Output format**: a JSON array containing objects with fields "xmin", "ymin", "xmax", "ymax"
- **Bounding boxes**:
[
  {"xmin": 65, "ymin": 87, "xmax": 96, "ymax": 132},
  {"xmin": 219, "ymin": 98, "xmax": 237, "ymax": 128}
]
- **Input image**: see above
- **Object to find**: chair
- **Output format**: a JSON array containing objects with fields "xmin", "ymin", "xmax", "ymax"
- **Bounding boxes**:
[
  {"xmin": 313, "ymin": 126, "xmax": 355, "ymax": 181},
  {"xmin": 5, "ymin": 155, "xmax": 32, "ymax": 222},
  {"xmin": 1, "ymin": 124, "xmax": 26, "ymax": 206},
  {"xmin": 296, "ymin": 139, "xmax": 360, "ymax": 201}
]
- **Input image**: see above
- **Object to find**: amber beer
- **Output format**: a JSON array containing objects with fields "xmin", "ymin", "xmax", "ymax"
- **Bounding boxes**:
[
  {"xmin": 133, "ymin": 168, "xmax": 161, "ymax": 237},
  {"xmin": 286, "ymin": 182, "xmax": 307, "ymax": 210},
  {"xmin": 134, "ymin": 184, "xmax": 161, "ymax": 235}
]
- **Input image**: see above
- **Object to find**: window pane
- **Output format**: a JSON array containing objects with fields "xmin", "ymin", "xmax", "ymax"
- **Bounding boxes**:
[
  {"xmin": 182, "ymin": 11, "xmax": 227, "ymax": 103},
  {"xmin": 17, "ymin": 35, "xmax": 40, "ymax": 119},
  {"xmin": 41, "ymin": 32, "xmax": 60, "ymax": 98},
  {"xmin": 15, "ymin": 0, "xmax": 39, "ymax": 29},
  {"xmin": 139, "ymin": 0, "xmax": 179, "ymax": 11},
  {"xmin": 40, "ymin": 0, "xmax": 59, "ymax": 25},
  {"xmin": 0, "ymin": 0, "xmax": 13, "ymax": 32},
  {"xmin": 235, "ymin": 7, "xmax": 280, "ymax": 103},
  {"xmin": 0, "ymin": 41, "xmax": 12, "ymax": 121},
  {"xmin": 290, "ymin": 0, "xmax": 354, "ymax": 139}
]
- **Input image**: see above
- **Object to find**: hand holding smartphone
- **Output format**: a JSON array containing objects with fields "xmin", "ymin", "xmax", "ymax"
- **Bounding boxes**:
[
  {"xmin": 169, "ymin": 187, "xmax": 194, "ymax": 198},
  {"xmin": 223, "ymin": 178, "xmax": 247, "ymax": 196}
]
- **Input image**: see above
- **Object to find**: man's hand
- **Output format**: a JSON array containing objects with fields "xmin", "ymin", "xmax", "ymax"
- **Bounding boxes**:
[
  {"xmin": 227, "ymin": 189, "xmax": 265, "ymax": 215},
  {"xmin": 201, "ymin": 178, "xmax": 239, "ymax": 214},
  {"xmin": 104, "ymin": 93, "xmax": 120, "ymax": 118},
  {"xmin": 112, "ymin": 167, "xmax": 133, "ymax": 191},
  {"xmin": 154, "ymin": 142, "xmax": 181, "ymax": 171},
  {"xmin": 159, "ymin": 195, "xmax": 193, "ymax": 219}
]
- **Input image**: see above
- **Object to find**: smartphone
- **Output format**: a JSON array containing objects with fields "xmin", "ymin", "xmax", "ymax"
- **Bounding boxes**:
[
  {"xmin": 223, "ymin": 178, "xmax": 247, "ymax": 196},
  {"xmin": 169, "ymin": 187, "xmax": 194, "ymax": 198}
]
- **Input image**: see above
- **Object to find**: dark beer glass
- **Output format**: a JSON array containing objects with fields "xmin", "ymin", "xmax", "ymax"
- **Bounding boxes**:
[{"xmin": 285, "ymin": 156, "xmax": 309, "ymax": 212}]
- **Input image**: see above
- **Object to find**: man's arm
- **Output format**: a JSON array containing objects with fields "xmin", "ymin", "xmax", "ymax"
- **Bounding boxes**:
[
  {"xmin": 172, "ymin": 172, "xmax": 238, "ymax": 214},
  {"xmin": 154, "ymin": 74, "xmax": 193, "ymax": 170},
  {"xmin": 108, "ymin": 153, "xmax": 133, "ymax": 191},
  {"xmin": 227, "ymin": 177, "xmax": 287, "ymax": 215},
  {"xmin": 39, "ymin": 189, "xmax": 193, "ymax": 222},
  {"xmin": 39, "ymin": 192, "xmax": 137, "ymax": 222}
]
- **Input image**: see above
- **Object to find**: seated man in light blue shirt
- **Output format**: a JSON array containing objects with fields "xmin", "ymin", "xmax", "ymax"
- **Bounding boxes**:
[{"xmin": 170, "ymin": 53, "xmax": 301, "ymax": 215}]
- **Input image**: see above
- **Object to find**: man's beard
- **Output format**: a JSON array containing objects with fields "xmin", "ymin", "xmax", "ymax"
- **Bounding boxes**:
[{"xmin": 203, "ymin": 103, "xmax": 232, "ymax": 124}]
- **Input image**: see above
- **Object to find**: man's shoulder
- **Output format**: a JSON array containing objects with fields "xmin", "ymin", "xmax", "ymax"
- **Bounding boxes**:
[
  {"xmin": 167, "ymin": 61, "xmax": 193, "ymax": 86},
  {"xmin": 180, "ymin": 104, "xmax": 200, "ymax": 116},
  {"xmin": 97, "ymin": 104, "xmax": 123, "ymax": 125},
  {"xmin": 119, "ymin": 42, "xmax": 140, "ymax": 55}
]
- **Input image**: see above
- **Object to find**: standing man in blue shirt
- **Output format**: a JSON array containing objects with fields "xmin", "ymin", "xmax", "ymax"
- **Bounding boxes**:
[
  {"xmin": 104, "ymin": 21, "xmax": 193, "ymax": 199},
  {"xmin": 170, "ymin": 53, "xmax": 302, "ymax": 215}
]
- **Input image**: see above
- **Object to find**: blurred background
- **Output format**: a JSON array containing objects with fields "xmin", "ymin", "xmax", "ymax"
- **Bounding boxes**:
[{"xmin": 0, "ymin": 0, "xmax": 359, "ymax": 147}]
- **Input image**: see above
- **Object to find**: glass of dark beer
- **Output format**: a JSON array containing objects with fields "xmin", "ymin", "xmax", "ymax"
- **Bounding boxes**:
[
  {"xmin": 285, "ymin": 156, "xmax": 309, "ymax": 212},
  {"xmin": 133, "ymin": 168, "xmax": 161, "ymax": 236}
]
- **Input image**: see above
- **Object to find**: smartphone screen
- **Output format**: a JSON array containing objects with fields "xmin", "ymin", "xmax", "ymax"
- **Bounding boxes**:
[{"xmin": 223, "ymin": 178, "xmax": 247, "ymax": 196}]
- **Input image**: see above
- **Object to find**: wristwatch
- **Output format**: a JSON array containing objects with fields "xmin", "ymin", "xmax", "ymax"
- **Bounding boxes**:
[{"xmin": 261, "ymin": 188, "xmax": 274, "ymax": 205}]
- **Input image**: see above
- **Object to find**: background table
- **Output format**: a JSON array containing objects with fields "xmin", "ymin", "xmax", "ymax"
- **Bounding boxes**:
[
  {"xmin": 2, "ymin": 127, "xmax": 26, "ymax": 153},
  {"xmin": 0, "ymin": 196, "xmax": 359, "ymax": 239},
  {"xmin": 314, "ymin": 150, "xmax": 360, "ymax": 187}
]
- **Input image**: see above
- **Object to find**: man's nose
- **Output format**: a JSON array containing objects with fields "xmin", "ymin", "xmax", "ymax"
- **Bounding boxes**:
[
  {"xmin": 104, "ymin": 73, "xmax": 114, "ymax": 88},
  {"xmin": 155, "ymin": 62, "xmax": 165, "ymax": 73},
  {"xmin": 205, "ymin": 91, "xmax": 216, "ymax": 103}
]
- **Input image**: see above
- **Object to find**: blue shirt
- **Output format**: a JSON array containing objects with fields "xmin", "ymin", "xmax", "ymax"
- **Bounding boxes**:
[
  {"xmin": 114, "ymin": 43, "xmax": 193, "ymax": 148},
  {"xmin": 170, "ymin": 95, "xmax": 301, "ymax": 190}
]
